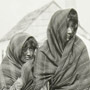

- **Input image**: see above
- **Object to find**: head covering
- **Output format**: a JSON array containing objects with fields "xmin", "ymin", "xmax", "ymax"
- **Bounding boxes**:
[
  {"xmin": 32, "ymin": 8, "xmax": 90, "ymax": 90},
  {"xmin": 0, "ymin": 33, "xmax": 34, "ymax": 89}
]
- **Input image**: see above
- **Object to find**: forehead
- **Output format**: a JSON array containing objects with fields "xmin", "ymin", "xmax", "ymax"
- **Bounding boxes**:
[
  {"xmin": 67, "ymin": 14, "xmax": 78, "ymax": 28},
  {"xmin": 23, "ymin": 39, "xmax": 32, "ymax": 48}
]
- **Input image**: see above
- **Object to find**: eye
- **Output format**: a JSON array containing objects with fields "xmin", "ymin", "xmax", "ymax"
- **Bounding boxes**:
[
  {"xmin": 22, "ymin": 48, "xmax": 27, "ymax": 53},
  {"xmin": 29, "ymin": 48, "xmax": 34, "ymax": 52}
]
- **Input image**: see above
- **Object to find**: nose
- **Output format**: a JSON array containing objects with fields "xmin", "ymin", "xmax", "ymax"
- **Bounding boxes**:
[
  {"xmin": 26, "ymin": 49, "xmax": 31, "ymax": 56},
  {"xmin": 67, "ymin": 27, "xmax": 72, "ymax": 34}
]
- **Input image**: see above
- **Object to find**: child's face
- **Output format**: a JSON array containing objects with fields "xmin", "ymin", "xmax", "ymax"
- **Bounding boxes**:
[{"xmin": 21, "ymin": 41, "xmax": 35, "ymax": 63}]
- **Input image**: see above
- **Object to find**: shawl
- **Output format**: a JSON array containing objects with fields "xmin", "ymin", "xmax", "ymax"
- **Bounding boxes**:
[
  {"xmin": 0, "ymin": 33, "xmax": 32, "ymax": 90},
  {"xmin": 31, "ymin": 9, "xmax": 90, "ymax": 90}
]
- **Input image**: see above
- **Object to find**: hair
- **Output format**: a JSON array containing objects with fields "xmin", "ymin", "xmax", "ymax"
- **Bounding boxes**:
[
  {"xmin": 22, "ymin": 36, "xmax": 38, "ymax": 51},
  {"xmin": 67, "ymin": 9, "xmax": 78, "ymax": 31}
]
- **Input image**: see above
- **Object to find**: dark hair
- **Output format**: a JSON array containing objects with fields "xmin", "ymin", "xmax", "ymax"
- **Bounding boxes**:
[
  {"xmin": 67, "ymin": 9, "xmax": 78, "ymax": 31},
  {"xmin": 22, "ymin": 37, "xmax": 38, "ymax": 51}
]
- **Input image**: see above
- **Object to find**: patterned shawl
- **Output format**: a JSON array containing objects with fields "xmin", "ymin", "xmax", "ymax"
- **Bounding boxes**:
[
  {"xmin": 0, "ymin": 33, "xmax": 32, "ymax": 90},
  {"xmin": 31, "ymin": 9, "xmax": 90, "ymax": 90}
]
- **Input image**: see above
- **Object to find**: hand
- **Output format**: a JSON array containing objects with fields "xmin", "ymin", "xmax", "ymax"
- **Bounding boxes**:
[
  {"xmin": 14, "ymin": 78, "xmax": 23, "ymax": 90},
  {"xmin": 10, "ymin": 78, "xmax": 23, "ymax": 90}
]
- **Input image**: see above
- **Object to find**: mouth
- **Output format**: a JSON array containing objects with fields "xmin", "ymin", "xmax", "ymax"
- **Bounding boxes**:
[
  {"xmin": 25, "ymin": 56, "xmax": 30, "ymax": 60},
  {"xmin": 25, "ymin": 56, "xmax": 33, "ymax": 60},
  {"xmin": 67, "ymin": 33, "xmax": 73, "ymax": 40},
  {"xmin": 67, "ymin": 34, "xmax": 71, "ymax": 40}
]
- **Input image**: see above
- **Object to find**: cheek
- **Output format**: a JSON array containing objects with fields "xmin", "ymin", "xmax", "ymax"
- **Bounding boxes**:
[
  {"xmin": 71, "ymin": 30, "xmax": 75, "ymax": 37},
  {"xmin": 22, "ymin": 52, "xmax": 27, "ymax": 56},
  {"xmin": 20, "ymin": 52, "xmax": 26, "ymax": 60},
  {"xmin": 63, "ymin": 30, "xmax": 67, "ymax": 41},
  {"xmin": 31, "ymin": 51, "xmax": 34, "ymax": 55}
]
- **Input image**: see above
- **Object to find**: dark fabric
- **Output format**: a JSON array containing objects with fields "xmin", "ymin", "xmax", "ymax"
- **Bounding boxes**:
[
  {"xmin": 21, "ymin": 59, "xmax": 35, "ymax": 90},
  {"xmin": 30, "ymin": 9, "xmax": 90, "ymax": 90},
  {"xmin": 0, "ymin": 33, "xmax": 32, "ymax": 90}
]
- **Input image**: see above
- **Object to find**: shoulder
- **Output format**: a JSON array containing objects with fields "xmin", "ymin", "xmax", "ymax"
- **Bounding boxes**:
[
  {"xmin": 36, "ymin": 41, "xmax": 49, "ymax": 58},
  {"xmin": 74, "ymin": 35, "xmax": 87, "ymax": 50},
  {"xmin": 35, "ymin": 48, "xmax": 46, "ymax": 62}
]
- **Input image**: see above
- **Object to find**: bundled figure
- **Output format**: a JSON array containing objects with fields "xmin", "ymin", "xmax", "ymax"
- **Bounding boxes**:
[
  {"xmin": 27, "ymin": 8, "xmax": 90, "ymax": 90},
  {"xmin": 0, "ymin": 33, "xmax": 38, "ymax": 90}
]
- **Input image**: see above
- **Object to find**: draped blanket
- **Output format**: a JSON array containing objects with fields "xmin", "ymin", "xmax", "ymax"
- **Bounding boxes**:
[
  {"xmin": 30, "ymin": 9, "xmax": 90, "ymax": 90},
  {"xmin": 0, "ymin": 33, "xmax": 31, "ymax": 90}
]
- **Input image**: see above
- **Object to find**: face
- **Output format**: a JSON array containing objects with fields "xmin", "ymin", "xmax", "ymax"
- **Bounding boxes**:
[
  {"xmin": 67, "ymin": 21, "xmax": 76, "ymax": 41},
  {"xmin": 21, "ymin": 42, "xmax": 35, "ymax": 63}
]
